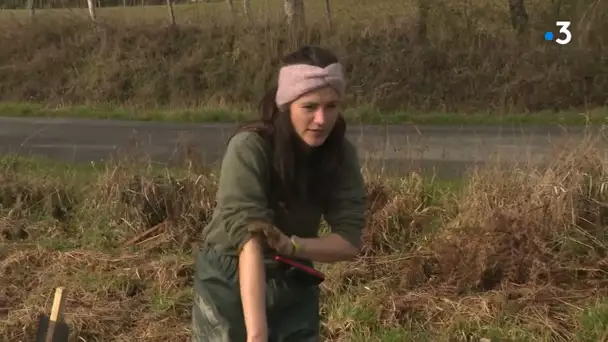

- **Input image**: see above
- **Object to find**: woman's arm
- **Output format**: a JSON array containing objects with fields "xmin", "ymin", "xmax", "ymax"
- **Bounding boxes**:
[
  {"xmin": 239, "ymin": 235, "xmax": 268, "ymax": 342},
  {"xmin": 291, "ymin": 233, "xmax": 359, "ymax": 262},
  {"xmin": 213, "ymin": 132, "xmax": 274, "ymax": 340},
  {"xmin": 293, "ymin": 140, "xmax": 367, "ymax": 263}
]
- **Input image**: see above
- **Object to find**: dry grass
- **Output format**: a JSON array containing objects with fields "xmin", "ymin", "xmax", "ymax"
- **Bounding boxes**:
[
  {"xmin": 0, "ymin": 0, "xmax": 606, "ymax": 117},
  {"xmin": 0, "ymin": 128, "xmax": 607, "ymax": 341}
]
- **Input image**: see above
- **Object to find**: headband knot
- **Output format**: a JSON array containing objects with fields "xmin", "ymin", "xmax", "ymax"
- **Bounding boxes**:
[{"xmin": 275, "ymin": 63, "xmax": 346, "ymax": 111}]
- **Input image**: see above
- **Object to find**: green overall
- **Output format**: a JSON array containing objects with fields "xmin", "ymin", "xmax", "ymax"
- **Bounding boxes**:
[{"xmin": 191, "ymin": 131, "xmax": 366, "ymax": 342}]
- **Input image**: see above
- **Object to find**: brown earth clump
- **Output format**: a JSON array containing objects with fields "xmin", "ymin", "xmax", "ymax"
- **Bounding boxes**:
[
  {"xmin": 361, "ymin": 173, "xmax": 440, "ymax": 257},
  {"xmin": 0, "ymin": 173, "xmax": 75, "ymax": 222},
  {"xmin": 0, "ymin": 217, "xmax": 29, "ymax": 241},
  {"xmin": 92, "ymin": 159, "xmax": 219, "ymax": 251},
  {"xmin": 351, "ymin": 135, "xmax": 608, "ymax": 340}
]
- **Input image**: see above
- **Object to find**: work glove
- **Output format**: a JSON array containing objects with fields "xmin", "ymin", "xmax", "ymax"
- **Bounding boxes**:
[{"xmin": 247, "ymin": 219, "xmax": 295, "ymax": 256}]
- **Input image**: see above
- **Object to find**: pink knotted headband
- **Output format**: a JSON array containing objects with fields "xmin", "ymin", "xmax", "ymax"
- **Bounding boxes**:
[{"xmin": 275, "ymin": 63, "xmax": 346, "ymax": 111}]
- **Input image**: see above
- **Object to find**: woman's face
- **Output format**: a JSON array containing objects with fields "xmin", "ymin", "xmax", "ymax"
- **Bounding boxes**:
[{"xmin": 289, "ymin": 85, "xmax": 342, "ymax": 147}]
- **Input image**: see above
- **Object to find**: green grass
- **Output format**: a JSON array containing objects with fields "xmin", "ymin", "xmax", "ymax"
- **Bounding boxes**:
[
  {"xmin": 2, "ymin": 102, "xmax": 607, "ymax": 125},
  {"xmin": 577, "ymin": 300, "xmax": 608, "ymax": 342}
]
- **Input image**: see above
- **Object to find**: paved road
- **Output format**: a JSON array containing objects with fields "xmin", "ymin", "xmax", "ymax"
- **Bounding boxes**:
[{"xmin": 0, "ymin": 117, "xmax": 605, "ymax": 178}]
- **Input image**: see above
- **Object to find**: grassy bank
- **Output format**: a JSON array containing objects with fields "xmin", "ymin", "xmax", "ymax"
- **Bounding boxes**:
[
  {"xmin": 1, "ymin": 130, "xmax": 607, "ymax": 341},
  {"xmin": 0, "ymin": 0, "xmax": 607, "ymax": 124},
  {"xmin": 2, "ymin": 102, "xmax": 608, "ymax": 125}
]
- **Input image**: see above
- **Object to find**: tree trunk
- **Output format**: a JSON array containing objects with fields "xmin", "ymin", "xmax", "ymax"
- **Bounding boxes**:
[
  {"xmin": 507, "ymin": 0, "xmax": 529, "ymax": 36},
  {"xmin": 166, "ymin": 0, "xmax": 176, "ymax": 26},
  {"xmin": 324, "ymin": 0, "xmax": 333, "ymax": 30},
  {"xmin": 417, "ymin": 0, "xmax": 430, "ymax": 44},
  {"xmin": 243, "ymin": 0, "xmax": 251, "ymax": 22},
  {"xmin": 226, "ymin": 0, "xmax": 234, "ymax": 16},
  {"xmin": 26, "ymin": 0, "xmax": 35, "ymax": 21},
  {"xmin": 284, "ymin": 0, "xmax": 306, "ymax": 30},
  {"xmin": 87, "ymin": 0, "xmax": 96, "ymax": 21},
  {"xmin": 551, "ymin": 0, "xmax": 563, "ymax": 21}
]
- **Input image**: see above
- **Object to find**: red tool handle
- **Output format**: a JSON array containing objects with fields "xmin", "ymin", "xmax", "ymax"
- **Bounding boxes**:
[{"xmin": 274, "ymin": 255, "xmax": 325, "ymax": 280}]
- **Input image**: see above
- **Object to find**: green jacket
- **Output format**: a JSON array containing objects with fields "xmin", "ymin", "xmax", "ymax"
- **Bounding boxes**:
[{"xmin": 202, "ymin": 131, "xmax": 366, "ymax": 257}]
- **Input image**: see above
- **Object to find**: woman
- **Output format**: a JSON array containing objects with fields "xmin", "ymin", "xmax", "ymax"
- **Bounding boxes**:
[{"xmin": 192, "ymin": 45, "xmax": 367, "ymax": 342}]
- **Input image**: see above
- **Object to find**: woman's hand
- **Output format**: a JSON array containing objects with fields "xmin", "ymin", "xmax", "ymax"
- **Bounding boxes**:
[
  {"xmin": 284, "ymin": 234, "xmax": 360, "ymax": 262},
  {"xmin": 245, "ymin": 219, "xmax": 360, "ymax": 262},
  {"xmin": 265, "ymin": 229, "xmax": 296, "ymax": 256},
  {"xmin": 247, "ymin": 219, "xmax": 295, "ymax": 256}
]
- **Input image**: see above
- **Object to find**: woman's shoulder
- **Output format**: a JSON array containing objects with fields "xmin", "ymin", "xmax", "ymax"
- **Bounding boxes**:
[
  {"xmin": 229, "ymin": 130, "xmax": 265, "ymax": 144},
  {"xmin": 342, "ymin": 137, "xmax": 360, "ymax": 161},
  {"xmin": 226, "ymin": 131, "xmax": 270, "ymax": 161},
  {"xmin": 227, "ymin": 130, "xmax": 271, "ymax": 153}
]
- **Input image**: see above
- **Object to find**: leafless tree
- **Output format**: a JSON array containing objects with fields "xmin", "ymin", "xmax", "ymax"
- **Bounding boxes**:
[
  {"xmin": 284, "ymin": 0, "xmax": 306, "ymax": 30},
  {"xmin": 226, "ymin": 0, "xmax": 234, "ymax": 16},
  {"xmin": 26, "ymin": 0, "xmax": 35, "ymax": 21},
  {"xmin": 508, "ymin": 0, "xmax": 529, "ymax": 36},
  {"xmin": 166, "ymin": 0, "xmax": 176, "ymax": 26},
  {"xmin": 87, "ymin": 0, "xmax": 97, "ymax": 21},
  {"xmin": 244, "ymin": 0, "xmax": 251, "ymax": 22},
  {"xmin": 417, "ymin": 0, "xmax": 430, "ymax": 44},
  {"xmin": 324, "ymin": 0, "xmax": 333, "ymax": 30},
  {"xmin": 551, "ymin": 0, "xmax": 563, "ymax": 21}
]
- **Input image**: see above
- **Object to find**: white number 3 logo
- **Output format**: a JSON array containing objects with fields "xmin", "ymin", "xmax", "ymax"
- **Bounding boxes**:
[{"xmin": 556, "ymin": 21, "xmax": 572, "ymax": 45}]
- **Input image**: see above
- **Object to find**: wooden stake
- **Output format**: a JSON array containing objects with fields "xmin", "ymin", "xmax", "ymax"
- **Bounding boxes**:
[{"xmin": 45, "ymin": 287, "xmax": 67, "ymax": 342}]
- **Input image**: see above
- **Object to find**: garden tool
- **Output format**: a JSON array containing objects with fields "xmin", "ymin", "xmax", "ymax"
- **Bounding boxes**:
[{"xmin": 36, "ymin": 287, "xmax": 69, "ymax": 342}]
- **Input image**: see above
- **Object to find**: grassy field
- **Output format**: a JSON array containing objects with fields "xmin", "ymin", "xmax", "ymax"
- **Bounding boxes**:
[
  {"xmin": 2, "ymin": 102, "xmax": 607, "ymax": 125},
  {"xmin": 0, "ymin": 0, "xmax": 606, "ymax": 125},
  {"xmin": 1, "ymin": 128, "xmax": 607, "ymax": 341}
]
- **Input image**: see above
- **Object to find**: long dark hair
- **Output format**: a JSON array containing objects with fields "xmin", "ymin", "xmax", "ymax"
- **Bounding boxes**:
[{"xmin": 232, "ymin": 45, "xmax": 347, "ymax": 209}]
